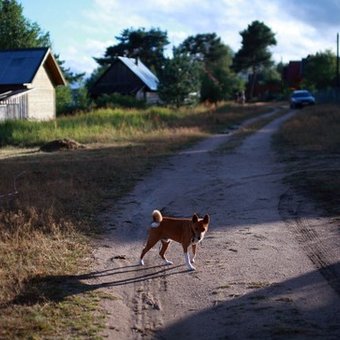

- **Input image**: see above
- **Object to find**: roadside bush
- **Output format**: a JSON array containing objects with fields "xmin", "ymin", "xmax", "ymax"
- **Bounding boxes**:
[
  {"xmin": 56, "ymin": 85, "xmax": 73, "ymax": 115},
  {"xmin": 57, "ymin": 86, "xmax": 93, "ymax": 116},
  {"xmin": 95, "ymin": 93, "xmax": 146, "ymax": 109}
]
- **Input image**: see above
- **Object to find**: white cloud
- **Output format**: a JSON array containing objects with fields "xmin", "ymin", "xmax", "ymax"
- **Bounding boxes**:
[
  {"xmin": 54, "ymin": 0, "xmax": 340, "ymax": 76},
  {"xmin": 62, "ymin": 39, "xmax": 115, "ymax": 75}
]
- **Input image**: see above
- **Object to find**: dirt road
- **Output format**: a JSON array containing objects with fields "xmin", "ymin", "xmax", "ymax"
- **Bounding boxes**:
[{"xmin": 86, "ymin": 110, "xmax": 340, "ymax": 339}]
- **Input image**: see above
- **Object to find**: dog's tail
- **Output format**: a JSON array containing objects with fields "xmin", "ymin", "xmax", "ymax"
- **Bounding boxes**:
[{"xmin": 151, "ymin": 209, "xmax": 162, "ymax": 228}]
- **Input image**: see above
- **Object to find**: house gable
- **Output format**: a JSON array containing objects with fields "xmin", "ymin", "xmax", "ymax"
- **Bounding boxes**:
[
  {"xmin": 0, "ymin": 48, "xmax": 65, "ymax": 86},
  {"xmin": 90, "ymin": 57, "xmax": 159, "ymax": 100},
  {"xmin": 91, "ymin": 60, "xmax": 145, "ymax": 97},
  {"xmin": 28, "ymin": 64, "xmax": 56, "ymax": 120}
]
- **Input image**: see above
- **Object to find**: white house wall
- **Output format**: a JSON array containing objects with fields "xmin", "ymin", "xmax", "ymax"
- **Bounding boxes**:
[
  {"xmin": 28, "ymin": 64, "xmax": 55, "ymax": 120},
  {"xmin": 146, "ymin": 91, "xmax": 160, "ymax": 104}
]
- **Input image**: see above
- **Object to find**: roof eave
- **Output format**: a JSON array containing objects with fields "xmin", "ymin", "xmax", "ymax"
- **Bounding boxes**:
[
  {"xmin": 45, "ymin": 51, "xmax": 67, "ymax": 86},
  {"xmin": 31, "ymin": 48, "xmax": 67, "ymax": 86}
]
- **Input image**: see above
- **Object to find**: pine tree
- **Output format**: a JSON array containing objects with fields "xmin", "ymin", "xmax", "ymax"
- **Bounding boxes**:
[
  {"xmin": 178, "ymin": 33, "xmax": 240, "ymax": 103},
  {"xmin": 233, "ymin": 21, "xmax": 277, "ymax": 99},
  {"xmin": 0, "ymin": 0, "xmax": 50, "ymax": 49}
]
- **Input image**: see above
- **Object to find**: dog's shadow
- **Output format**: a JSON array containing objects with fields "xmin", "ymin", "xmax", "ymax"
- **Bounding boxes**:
[{"xmin": 6, "ymin": 263, "xmax": 190, "ymax": 306}]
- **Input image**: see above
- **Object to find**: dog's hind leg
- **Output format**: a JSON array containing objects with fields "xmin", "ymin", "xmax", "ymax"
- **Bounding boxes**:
[
  {"xmin": 140, "ymin": 232, "xmax": 159, "ymax": 266},
  {"xmin": 159, "ymin": 240, "xmax": 173, "ymax": 265}
]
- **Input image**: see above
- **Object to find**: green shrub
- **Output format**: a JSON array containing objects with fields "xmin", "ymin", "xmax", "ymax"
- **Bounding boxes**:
[{"xmin": 95, "ymin": 93, "xmax": 146, "ymax": 109}]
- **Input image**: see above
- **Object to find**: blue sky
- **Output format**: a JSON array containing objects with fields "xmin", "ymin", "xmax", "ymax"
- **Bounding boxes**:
[{"xmin": 19, "ymin": 0, "xmax": 340, "ymax": 76}]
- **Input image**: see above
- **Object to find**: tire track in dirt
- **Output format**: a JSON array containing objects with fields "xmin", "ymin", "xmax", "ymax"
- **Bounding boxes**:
[
  {"xmin": 132, "ymin": 268, "xmax": 163, "ymax": 337},
  {"xmin": 279, "ymin": 188, "xmax": 340, "ymax": 295}
]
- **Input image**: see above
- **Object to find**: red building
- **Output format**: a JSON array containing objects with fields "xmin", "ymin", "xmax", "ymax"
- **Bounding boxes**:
[{"xmin": 282, "ymin": 57, "xmax": 309, "ymax": 89}]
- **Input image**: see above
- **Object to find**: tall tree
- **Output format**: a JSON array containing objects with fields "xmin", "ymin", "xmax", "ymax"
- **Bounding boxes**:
[
  {"xmin": 0, "ymin": 0, "xmax": 50, "ymax": 48},
  {"xmin": 178, "ymin": 33, "xmax": 239, "ymax": 103},
  {"xmin": 233, "ymin": 21, "xmax": 277, "ymax": 99},
  {"xmin": 95, "ymin": 27, "xmax": 169, "ymax": 74},
  {"xmin": 302, "ymin": 50, "xmax": 336, "ymax": 90},
  {"xmin": 178, "ymin": 33, "xmax": 230, "ymax": 63},
  {"xmin": 200, "ymin": 57, "xmax": 242, "ymax": 103},
  {"xmin": 158, "ymin": 48, "xmax": 201, "ymax": 107}
]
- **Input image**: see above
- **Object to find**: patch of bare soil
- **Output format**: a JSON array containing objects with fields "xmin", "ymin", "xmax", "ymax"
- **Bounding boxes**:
[{"xmin": 83, "ymin": 110, "xmax": 340, "ymax": 339}]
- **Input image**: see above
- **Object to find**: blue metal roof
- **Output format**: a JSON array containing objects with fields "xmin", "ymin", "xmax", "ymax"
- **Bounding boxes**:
[
  {"xmin": 118, "ymin": 57, "xmax": 159, "ymax": 91},
  {"xmin": 0, "ymin": 48, "xmax": 63, "ymax": 85}
]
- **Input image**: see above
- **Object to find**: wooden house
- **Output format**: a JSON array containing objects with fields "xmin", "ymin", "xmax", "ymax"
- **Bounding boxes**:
[
  {"xmin": 282, "ymin": 61, "xmax": 303, "ymax": 89},
  {"xmin": 90, "ymin": 57, "xmax": 159, "ymax": 104},
  {"xmin": 0, "ymin": 48, "xmax": 66, "ymax": 121},
  {"xmin": 282, "ymin": 57, "xmax": 309, "ymax": 89}
]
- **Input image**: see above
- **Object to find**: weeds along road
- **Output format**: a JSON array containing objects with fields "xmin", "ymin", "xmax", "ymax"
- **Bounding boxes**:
[{"xmin": 86, "ymin": 109, "xmax": 340, "ymax": 339}]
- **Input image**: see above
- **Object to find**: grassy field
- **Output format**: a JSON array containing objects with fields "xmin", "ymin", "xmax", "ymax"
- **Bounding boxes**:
[
  {"xmin": 0, "ymin": 104, "xmax": 272, "ymax": 147},
  {"xmin": 274, "ymin": 104, "xmax": 340, "ymax": 215},
  {"xmin": 0, "ymin": 102, "xmax": 281, "ymax": 339}
]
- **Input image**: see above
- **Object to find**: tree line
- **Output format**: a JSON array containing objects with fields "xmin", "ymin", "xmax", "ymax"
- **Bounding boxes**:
[
  {"xmin": 87, "ymin": 24, "xmax": 277, "ymax": 106},
  {"xmin": 0, "ymin": 0, "xmax": 338, "ymax": 112}
]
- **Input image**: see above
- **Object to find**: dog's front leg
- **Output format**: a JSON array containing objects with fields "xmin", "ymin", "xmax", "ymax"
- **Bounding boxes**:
[
  {"xmin": 191, "ymin": 244, "xmax": 197, "ymax": 263},
  {"xmin": 183, "ymin": 245, "xmax": 196, "ymax": 271}
]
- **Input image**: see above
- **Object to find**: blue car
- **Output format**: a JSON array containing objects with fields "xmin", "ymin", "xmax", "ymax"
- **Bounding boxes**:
[{"xmin": 290, "ymin": 90, "xmax": 315, "ymax": 109}]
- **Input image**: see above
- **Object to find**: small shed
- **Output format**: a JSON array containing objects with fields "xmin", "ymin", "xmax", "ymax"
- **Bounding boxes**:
[
  {"xmin": 0, "ymin": 47, "xmax": 66, "ymax": 121},
  {"xmin": 90, "ymin": 57, "xmax": 159, "ymax": 104}
]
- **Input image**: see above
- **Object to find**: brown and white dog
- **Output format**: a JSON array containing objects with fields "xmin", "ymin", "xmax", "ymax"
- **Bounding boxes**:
[{"xmin": 140, "ymin": 210, "xmax": 210, "ymax": 271}]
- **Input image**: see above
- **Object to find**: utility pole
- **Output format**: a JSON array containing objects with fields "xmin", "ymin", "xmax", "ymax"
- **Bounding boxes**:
[{"xmin": 337, "ymin": 33, "xmax": 339, "ymax": 87}]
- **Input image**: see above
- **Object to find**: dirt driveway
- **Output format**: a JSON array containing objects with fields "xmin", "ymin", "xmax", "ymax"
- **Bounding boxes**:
[{"xmin": 86, "ymin": 110, "xmax": 340, "ymax": 339}]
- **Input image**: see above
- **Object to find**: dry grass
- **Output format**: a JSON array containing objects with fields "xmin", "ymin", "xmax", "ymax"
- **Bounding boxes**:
[
  {"xmin": 0, "ymin": 103, "xmax": 273, "ymax": 147},
  {"xmin": 0, "ymin": 102, "xmax": 277, "ymax": 338},
  {"xmin": 276, "ymin": 105, "xmax": 340, "ymax": 153},
  {"xmin": 274, "ymin": 104, "xmax": 340, "ymax": 214}
]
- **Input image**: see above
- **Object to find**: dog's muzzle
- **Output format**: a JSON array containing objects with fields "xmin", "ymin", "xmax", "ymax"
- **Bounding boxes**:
[{"xmin": 192, "ymin": 234, "xmax": 202, "ymax": 244}]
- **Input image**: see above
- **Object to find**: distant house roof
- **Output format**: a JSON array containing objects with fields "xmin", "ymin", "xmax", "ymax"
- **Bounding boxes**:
[
  {"xmin": 118, "ymin": 57, "xmax": 159, "ymax": 91},
  {"xmin": 90, "ymin": 56, "xmax": 159, "ymax": 98},
  {"xmin": 0, "ymin": 47, "xmax": 66, "ymax": 87}
]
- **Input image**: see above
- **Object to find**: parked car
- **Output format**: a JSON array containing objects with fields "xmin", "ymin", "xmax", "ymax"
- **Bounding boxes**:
[{"xmin": 290, "ymin": 90, "xmax": 315, "ymax": 109}]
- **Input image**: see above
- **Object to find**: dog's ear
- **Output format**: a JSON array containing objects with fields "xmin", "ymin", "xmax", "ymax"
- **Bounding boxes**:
[
  {"xmin": 192, "ymin": 214, "xmax": 199, "ymax": 223},
  {"xmin": 203, "ymin": 214, "xmax": 210, "ymax": 224}
]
